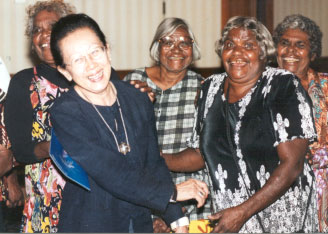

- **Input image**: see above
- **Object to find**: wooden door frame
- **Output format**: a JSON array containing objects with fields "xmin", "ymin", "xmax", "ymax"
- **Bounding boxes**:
[{"xmin": 221, "ymin": 0, "xmax": 273, "ymax": 33}]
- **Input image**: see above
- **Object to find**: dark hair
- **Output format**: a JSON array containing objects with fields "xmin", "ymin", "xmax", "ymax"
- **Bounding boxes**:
[
  {"xmin": 50, "ymin": 13, "xmax": 107, "ymax": 68},
  {"xmin": 273, "ymin": 14, "xmax": 322, "ymax": 59}
]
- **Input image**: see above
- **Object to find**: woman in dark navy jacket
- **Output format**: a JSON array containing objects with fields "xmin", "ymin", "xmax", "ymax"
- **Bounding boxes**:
[{"xmin": 49, "ymin": 13, "xmax": 208, "ymax": 233}]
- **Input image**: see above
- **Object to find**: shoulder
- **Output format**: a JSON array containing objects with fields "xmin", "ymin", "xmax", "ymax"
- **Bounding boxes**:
[
  {"xmin": 186, "ymin": 69, "xmax": 204, "ymax": 81},
  {"xmin": 7, "ymin": 67, "xmax": 34, "ymax": 99},
  {"xmin": 123, "ymin": 67, "xmax": 147, "ymax": 81},
  {"xmin": 262, "ymin": 66, "xmax": 296, "ymax": 82},
  {"xmin": 260, "ymin": 67, "xmax": 300, "ymax": 91},
  {"xmin": 113, "ymin": 79, "xmax": 148, "ymax": 99},
  {"xmin": 10, "ymin": 67, "xmax": 34, "ymax": 85},
  {"xmin": 202, "ymin": 72, "xmax": 227, "ymax": 89},
  {"xmin": 51, "ymin": 88, "xmax": 78, "ymax": 114}
]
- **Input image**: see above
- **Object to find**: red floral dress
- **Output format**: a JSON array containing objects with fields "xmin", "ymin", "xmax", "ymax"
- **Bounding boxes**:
[
  {"xmin": 21, "ymin": 67, "xmax": 67, "ymax": 233},
  {"xmin": 307, "ymin": 68, "xmax": 328, "ymax": 232},
  {"xmin": 0, "ymin": 101, "xmax": 10, "ymax": 202}
]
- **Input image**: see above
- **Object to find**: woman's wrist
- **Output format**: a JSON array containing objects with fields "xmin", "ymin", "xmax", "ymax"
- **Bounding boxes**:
[{"xmin": 170, "ymin": 216, "xmax": 189, "ymax": 232}]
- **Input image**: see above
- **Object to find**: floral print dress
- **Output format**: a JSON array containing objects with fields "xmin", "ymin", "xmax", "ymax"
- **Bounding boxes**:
[
  {"xmin": 307, "ymin": 68, "xmax": 328, "ymax": 232},
  {"xmin": 21, "ymin": 67, "xmax": 67, "ymax": 233}
]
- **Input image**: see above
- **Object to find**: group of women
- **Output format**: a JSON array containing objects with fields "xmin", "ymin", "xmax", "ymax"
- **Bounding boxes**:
[{"xmin": 1, "ymin": 0, "xmax": 327, "ymax": 233}]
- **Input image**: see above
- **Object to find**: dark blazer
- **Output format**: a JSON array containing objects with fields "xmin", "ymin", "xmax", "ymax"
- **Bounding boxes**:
[{"xmin": 50, "ymin": 79, "xmax": 183, "ymax": 232}]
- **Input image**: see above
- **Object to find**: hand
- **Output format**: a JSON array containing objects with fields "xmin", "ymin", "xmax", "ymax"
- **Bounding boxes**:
[
  {"xmin": 34, "ymin": 141, "xmax": 50, "ymax": 160},
  {"xmin": 305, "ymin": 153, "xmax": 313, "ymax": 165},
  {"xmin": 0, "ymin": 145, "xmax": 13, "ymax": 177},
  {"xmin": 129, "ymin": 80, "xmax": 156, "ymax": 103},
  {"xmin": 153, "ymin": 218, "xmax": 171, "ymax": 233},
  {"xmin": 5, "ymin": 170, "xmax": 24, "ymax": 208},
  {"xmin": 176, "ymin": 179, "xmax": 208, "ymax": 208},
  {"xmin": 208, "ymin": 206, "xmax": 247, "ymax": 233},
  {"xmin": 174, "ymin": 225, "xmax": 189, "ymax": 233}
]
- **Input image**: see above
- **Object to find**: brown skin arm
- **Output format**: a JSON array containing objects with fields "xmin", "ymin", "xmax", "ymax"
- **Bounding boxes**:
[
  {"xmin": 0, "ymin": 145, "xmax": 13, "ymax": 177},
  {"xmin": 34, "ymin": 141, "xmax": 50, "ymax": 160},
  {"xmin": 5, "ymin": 169, "xmax": 24, "ymax": 208},
  {"xmin": 209, "ymin": 138, "xmax": 308, "ymax": 233},
  {"xmin": 162, "ymin": 148, "xmax": 205, "ymax": 172}
]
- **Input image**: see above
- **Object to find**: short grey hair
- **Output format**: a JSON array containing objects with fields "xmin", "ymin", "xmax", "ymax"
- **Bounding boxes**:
[
  {"xmin": 25, "ymin": 0, "xmax": 75, "ymax": 38},
  {"xmin": 149, "ymin": 17, "xmax": 201, "ymax": 63},
  {"xmin": 273, "ymin": 14, "xmax": 322, "ymax": 59},
  {"xmin": 215, "ymin": 16, "xmax": 276, "ymax": 63}
]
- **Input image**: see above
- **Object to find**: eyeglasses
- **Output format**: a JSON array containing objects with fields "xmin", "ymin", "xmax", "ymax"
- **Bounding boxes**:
[
  {"xmin": 65, "ymin": 45, "xmax": 107, "ymax": 70},
  {"xmin": 158, "ymin": 36, "xmax": 194, "ymax": 51}
]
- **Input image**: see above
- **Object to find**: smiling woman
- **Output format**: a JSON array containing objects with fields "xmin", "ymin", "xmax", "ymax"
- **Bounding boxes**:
[
  {"xmin": 4, "ymin": 1, "xmax": 75, "ymax": 232},
  {"xmin": 274, "ymin": 14, "xmax": 328, "ymax": 232},
  {"xmin": 172, "ymin": 16, "xmax": 318, "ymax": 233},
  {"xmin": 49, "ymin": 13, "xmax": 209, "ymax": 233},
  {"xmin": 124, "ymin": 17, "xmax": 212, "ymax": 233}
]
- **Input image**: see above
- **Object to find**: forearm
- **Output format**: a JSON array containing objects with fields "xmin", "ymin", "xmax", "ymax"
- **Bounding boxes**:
[
  {"xmin": 5, "ymin": 168, "xmax": 24, "ymax": 208},
  {"xmin": 33, "ymin": 141, "xmax": 50, "ymax": 160},
  {"xmin": 6, "ymin": 169, "xmax": 19, "ymax": 187},
  {"xmin": 162, "ymin": 148, "xmax": 204, "ymax": 172},
  {"xmin": 0, "ymin": 148, "xmax": 13, "ymax": 177},
  {"xmin": 240, "ymin": 155, "xmax": 304, "ymax": 220}
]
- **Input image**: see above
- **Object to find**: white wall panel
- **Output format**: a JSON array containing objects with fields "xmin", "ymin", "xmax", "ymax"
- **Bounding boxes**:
[
  {"xmin": 165, "ymin": 0, "xmax": 221, "ymax": 68},
  {"xmin": 274, "ymin": 0, "xmax": 328, "ymax": 57}
]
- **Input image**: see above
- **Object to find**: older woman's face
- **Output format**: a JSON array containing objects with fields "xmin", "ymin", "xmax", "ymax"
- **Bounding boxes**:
[
  {"xmin": 58, "ymin": 27, "xmax": 111, "ymax": 100},
  {"xmin": 32, "ymin": 10, "xmax": 60, "ymax": 67},
  {"xmin": 276, "ymin": 28, "xmax": 312, "ymax": 78},
  {"xmin": 222, "ymin": 27, "xmax": 264, "ymax": 84},
  {"xmin": 159, "ymin": 27, "xmax": 193, "ymax": 73}
]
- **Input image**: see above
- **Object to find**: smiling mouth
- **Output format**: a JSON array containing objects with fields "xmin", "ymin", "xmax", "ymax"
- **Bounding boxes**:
[
  {"xmin": 41, "ymin": 43, "xmax": 50, "ymax": 48},
  {"xmin": 229, "ymin": 59, "xmax": 247, "ymax": 66},
  {"xmin": 88, "ymin": 71, "xmax": 103, "ymax": 81},
  {"xmin": 168, "ymin": 56, "xmax": 184, "ymax": 60},
  {"xmin": 283, "ymin": 57, "xmax": 300, "ymax": 63}
]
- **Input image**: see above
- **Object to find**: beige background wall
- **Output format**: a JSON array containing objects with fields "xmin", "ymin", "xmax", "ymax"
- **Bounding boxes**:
[
  {"xmin": 0, "ymin": 0, "xmax": 221, "ymax": 74},
  {"xmin": 0, "ymin": 0, "xmax": 327, "ymax": 74}
]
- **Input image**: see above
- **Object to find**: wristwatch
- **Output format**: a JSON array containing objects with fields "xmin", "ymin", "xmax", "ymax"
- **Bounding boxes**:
[{"xmin": 170, "ymin": 217, "xmax": 189, "ymax": 231}]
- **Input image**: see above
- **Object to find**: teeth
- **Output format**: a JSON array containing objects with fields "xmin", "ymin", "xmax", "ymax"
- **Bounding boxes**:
[
  {"xmin": 230, "ymin": 59, "xmax": 246, "ymax": 64},
  {"xmin": 41, "ymin": 43, "xmax": 49, "ymax": 48},
  {"xmin": 284, "ymin": 57, "xmax": 299, "ymax": 62},
  {"xmin": 89, "ymin": 71, "xmax": 103, "ymax": 81},
  {"xmin": 169, "ymin": 57, "xmax": 184, "ymax": 60}
]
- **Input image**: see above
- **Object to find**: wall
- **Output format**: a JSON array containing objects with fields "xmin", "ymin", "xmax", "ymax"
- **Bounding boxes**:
[{"xmin": 0, "ymin": 0, "xmax": 221, "ymax": 74}]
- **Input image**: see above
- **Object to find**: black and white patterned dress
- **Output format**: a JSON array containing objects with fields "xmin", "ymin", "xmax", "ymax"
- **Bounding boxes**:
[{"xmin": 188, "ymin": 67, "xmax": 318, "ymax": 233}]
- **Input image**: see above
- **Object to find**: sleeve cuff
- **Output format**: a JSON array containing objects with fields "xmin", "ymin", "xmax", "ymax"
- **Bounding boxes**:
[{"xmin": 170, "ymin": 216, "xmax": 189, "ymax": 231}]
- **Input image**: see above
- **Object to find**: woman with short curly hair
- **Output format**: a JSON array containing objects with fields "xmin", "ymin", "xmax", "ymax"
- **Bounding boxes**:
[
  {"xmin": 4, "ymin": 0, "xmax": 75, "ymax": 232},
  {"xmin": 274, "ymin": 14, "xmax": 328, "ymax": 232}
]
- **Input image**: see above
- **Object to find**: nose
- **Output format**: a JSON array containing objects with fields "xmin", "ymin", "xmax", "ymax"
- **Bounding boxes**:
[
  {"xmin": 171, "ymin": 42, "xmax": 182, "ymax": 52},
  {"xmin": 84, "ymin": 55, "xmax": 97, "ymax": 70},
  {"xmin": 286, "ymin": 44, "xmax": 295, "ymax": 54},
  {"xmin": 41, "ymin": 28, "xmax": 51, "ymax": 38},
  {"xmin": 231, "ymin": 45, "xmax": 243, "ymax": 55}
]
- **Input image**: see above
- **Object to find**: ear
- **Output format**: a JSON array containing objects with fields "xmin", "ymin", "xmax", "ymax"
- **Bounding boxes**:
[
  {"xmin": 57, "ymin": 66, "xmax": 73, "ymax": 82},
  {"xmin": 310, "ymin": 53, "xmax": 316, "ymax": 62},
  {"xmin": 105, "ymin": 43, "xmax": 111, "ymax": 62}
]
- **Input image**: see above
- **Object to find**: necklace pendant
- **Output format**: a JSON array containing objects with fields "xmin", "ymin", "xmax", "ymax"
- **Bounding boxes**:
[{"xmin": 119, "ymin": 142, "xmax": 131, "ymax": 155}]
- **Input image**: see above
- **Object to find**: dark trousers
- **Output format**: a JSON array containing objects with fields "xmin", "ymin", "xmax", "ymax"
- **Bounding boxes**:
[{"xmin": 0, "ymin": 202, "xmax": 5, "ymax": 232}]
